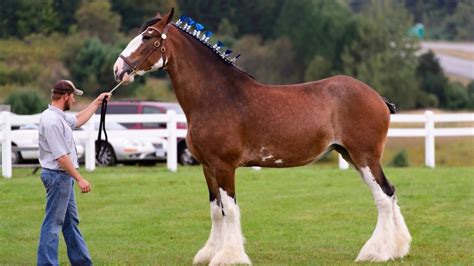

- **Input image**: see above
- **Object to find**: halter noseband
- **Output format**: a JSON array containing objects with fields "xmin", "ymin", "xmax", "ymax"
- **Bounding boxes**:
[{"xmin": 119, "ymin": 24, "xmax": 171, "ymax": 73}]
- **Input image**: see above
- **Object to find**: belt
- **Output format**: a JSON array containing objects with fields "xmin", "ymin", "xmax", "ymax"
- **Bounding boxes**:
[{"xmin": 42, "ymin": 168, "xmax": 66, "ymax": 173}]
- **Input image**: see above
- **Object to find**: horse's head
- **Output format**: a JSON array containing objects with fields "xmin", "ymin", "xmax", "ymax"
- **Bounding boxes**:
[{"xmin": 114, "ymin": 9, "xmax": 174, "ymax": 84}]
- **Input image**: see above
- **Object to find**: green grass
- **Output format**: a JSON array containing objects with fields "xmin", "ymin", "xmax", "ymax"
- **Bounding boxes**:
[{"xmin": 1, "ymin": 165, "xmax": 473, "ymax": 265}]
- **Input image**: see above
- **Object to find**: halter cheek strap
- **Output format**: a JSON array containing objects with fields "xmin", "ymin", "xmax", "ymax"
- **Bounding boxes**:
[{"xmin": 120, "ymin": 24, "xmax": 171, "ymax": 73}]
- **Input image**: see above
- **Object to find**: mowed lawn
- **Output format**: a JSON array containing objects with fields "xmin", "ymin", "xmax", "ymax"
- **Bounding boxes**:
[{"xmin": 0, "ymin": 165, "xmax": 472, "ymax": 265}]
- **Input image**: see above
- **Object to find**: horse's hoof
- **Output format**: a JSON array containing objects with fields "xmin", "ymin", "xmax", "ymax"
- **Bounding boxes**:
[
  {"xmin": 355, "ymin": 243, "xmax": 395, "ymax": 262},
  {"xmin": 193, "ymin": 246, "xmax": 216, "ymax": 264},
  {"xmin": 209, "ymin": 248, "xmax": 251, "ymax": 265},
  {"xmin": 355, "ymin": 230, "xmax": 410, "ymax": 262}
]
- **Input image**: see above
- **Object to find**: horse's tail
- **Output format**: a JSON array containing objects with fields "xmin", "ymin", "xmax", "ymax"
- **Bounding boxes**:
[{"xmin": 382, "ymin": 97, "xmax": 398, "ymax": 114}]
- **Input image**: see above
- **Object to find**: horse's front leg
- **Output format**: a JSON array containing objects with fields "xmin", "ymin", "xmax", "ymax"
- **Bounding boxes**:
[{"xmin": 193, "ymin": 165, "xmax": 251, "ymax": 265}]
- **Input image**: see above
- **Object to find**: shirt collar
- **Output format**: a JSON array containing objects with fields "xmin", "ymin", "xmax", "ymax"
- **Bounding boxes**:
[{"xmin": 48, "ymin": 104, "xmax": 66, "ymax": 119}]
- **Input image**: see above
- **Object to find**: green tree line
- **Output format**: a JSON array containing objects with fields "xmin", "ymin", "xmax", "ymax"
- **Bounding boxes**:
[{"xmin": 1, "ymin": 0, "xmax": 473, "ymax": 114}]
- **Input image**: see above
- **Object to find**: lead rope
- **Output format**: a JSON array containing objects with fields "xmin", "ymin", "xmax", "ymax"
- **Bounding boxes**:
[{"xmin": 96, "ymin": 79, "xmax": 127, "ymax": 162}]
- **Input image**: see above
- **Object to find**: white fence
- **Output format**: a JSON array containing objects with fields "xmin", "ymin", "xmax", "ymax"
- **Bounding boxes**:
[
  {"xmin": 1, "ymin": 111, "xmax": 187, "ymax": 178},
  {"xmin": 1, "ymin": 110, "xmax": 474, "ymax": 178},
  {"xmin": 338, "ymin": 111, "xmax": 474, "ymax": 169}
]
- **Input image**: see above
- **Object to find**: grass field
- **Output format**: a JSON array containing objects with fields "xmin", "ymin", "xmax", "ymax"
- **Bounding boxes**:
[{"xmin": 0, "ymin": 165, "xmax": 473, "ymax": 265}]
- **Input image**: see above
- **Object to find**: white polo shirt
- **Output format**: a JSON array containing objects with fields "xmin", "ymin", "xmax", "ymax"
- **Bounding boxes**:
[{"xmin": 38, "ymin": 105, "xmax": 79, "ymax": 170}]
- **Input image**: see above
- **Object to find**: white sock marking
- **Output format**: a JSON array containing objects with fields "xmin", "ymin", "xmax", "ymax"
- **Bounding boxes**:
[
  {"xmin": 356, "ymin": 167, "xmax": 411, "ymax": 262},
  {"xmin": 209, "ymin": 189, "xmax": 251, "ymax": 265}
]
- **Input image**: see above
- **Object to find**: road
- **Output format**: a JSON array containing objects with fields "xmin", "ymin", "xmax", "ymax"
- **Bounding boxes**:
[{"xmin": 421, "ymin": 42, "xmax": 474, "ymax": 80}]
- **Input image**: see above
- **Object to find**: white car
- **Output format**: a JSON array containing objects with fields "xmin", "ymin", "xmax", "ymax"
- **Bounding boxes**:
[
  {"xmin": 85, "ymin": 121, "xmax": 167, "ymax": 166},
  {"xmin": 10, "ymin": 124, "xmax": 85, "ymax": 164}
]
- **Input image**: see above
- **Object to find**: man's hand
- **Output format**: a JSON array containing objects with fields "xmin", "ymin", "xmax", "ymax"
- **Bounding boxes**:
[
  {"xmin": 77, "ymin": 177, "xmax": 91, "ymax": 193},
  {"xmin": 95, "ymin": 92, "xmax": 112, "ymax": 106}
]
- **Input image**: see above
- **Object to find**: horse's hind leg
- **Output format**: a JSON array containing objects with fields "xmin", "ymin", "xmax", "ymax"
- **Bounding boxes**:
[
  {"xmin": 354, "ymin": 161, "xmax": 411, "ymax": 262},
  {"xmin": 193, "ymin": 164, "xmax": 251, "ymax": 265}
]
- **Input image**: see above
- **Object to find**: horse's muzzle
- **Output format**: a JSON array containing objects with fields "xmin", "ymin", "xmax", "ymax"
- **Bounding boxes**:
[
  {"xmin": 120, "ymin": 70, "xmax": 135, "ymax": 84},
  {"xmin": 115, "ymin": 67, "xmax": 134, "ymax": 83}
]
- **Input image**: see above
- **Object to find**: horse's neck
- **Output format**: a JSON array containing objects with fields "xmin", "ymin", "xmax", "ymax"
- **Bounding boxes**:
[{"xmin": 166, "ymin": 32, "xmax": 254, "ymax": 115}]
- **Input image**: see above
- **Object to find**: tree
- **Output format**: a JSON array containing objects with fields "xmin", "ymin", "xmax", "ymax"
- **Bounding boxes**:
[
  {"xmin": 232, "ymin": 35, "xmax": 299, "ymax": 84},
  {"xmin": 445, "ymin": 0, "xmax": 474, "ymax": 41},
  {"xmin": 15, "ymin": 0, "xmax": 60, "ymax": 38},
  {"xmin": 75, "ymin": 0, "xmax": 121, "ymax": 43},
  {"xmin": 342, "ymin": 1, "xmax": 421, "ymax": 109},
  {"xmin": 416, "ymin": 50, "xmax": 448, "ymax": 107},
  {"xmin": 177, "ymin": 0, "xmax": 285, "ymax": 40},
  {"xmin": 304, "ymin": 55, "xmax": 333, "ymax": 82},
  {"xmin": 0, "ymin": 0, "xmax": 20, "ymax": 38},
  {"xmin": 53, "ymin": 0, "xmax": 83, "ymax": 33},
  {"xmin": 274, "ymin": 0, "xmax": 356, "ymax": 80},
  {"xmin": 112, "ymin": 0, "xmax": 177, "ymax": 33}
]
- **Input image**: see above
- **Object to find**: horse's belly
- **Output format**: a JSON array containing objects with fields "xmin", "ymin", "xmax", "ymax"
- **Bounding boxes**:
[{"xmin": 241, "ymin": 141, "xmax": 331, "ymax": 168}]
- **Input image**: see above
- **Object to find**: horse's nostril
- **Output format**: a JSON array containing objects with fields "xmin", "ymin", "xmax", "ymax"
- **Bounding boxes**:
[{"xmin": 118, "ymin": 71, "xmax": 126, "ymax": 81}]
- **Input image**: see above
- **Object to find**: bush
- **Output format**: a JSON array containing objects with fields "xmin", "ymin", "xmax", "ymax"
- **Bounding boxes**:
[
  {"xmin": 4, "ymin": 90, "xmax": 48, "ymax": 114},
  {"xmin": 466, "ymin": 81, "xmax": 474, "ymax": 109},
  {"xmin": 389, "ymin": 150, "xmax": 409, "ymax": 167},
  {"xmin": 445, "ymin": 82, "xmax": 469, "ymax": 110},
  {"xmin": 304, "ymin": 55, "xmax": 333, "ymax": 81}
]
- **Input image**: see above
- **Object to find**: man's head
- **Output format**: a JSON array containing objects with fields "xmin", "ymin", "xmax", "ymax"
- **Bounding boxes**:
[{"xmin": 51, "ymin": 80, "xmax": 84, "ymax": 111}]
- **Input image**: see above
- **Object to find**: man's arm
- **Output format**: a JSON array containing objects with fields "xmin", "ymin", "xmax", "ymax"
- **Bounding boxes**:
[
  {"xmin": 75, "ymin": 92, "xmax": 111, "ymax": 128},
  {"xmin": 57, "ymin": 154, "xmax": 91, "ymax": 193}
]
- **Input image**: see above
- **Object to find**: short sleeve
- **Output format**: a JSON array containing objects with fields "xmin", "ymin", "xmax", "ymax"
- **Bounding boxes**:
[
  {"xmin": 65, "ymin": 114, "xmax": 77, "ymax": 129},
  {"xmin": 44, "ymin": 122, "xmax": 70, "ymax": 159}
]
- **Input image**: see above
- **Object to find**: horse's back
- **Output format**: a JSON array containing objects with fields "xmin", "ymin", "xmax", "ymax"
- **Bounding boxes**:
[{"xmin": 306, "ymin": 75, "xmax": 391, "ymax": 120}]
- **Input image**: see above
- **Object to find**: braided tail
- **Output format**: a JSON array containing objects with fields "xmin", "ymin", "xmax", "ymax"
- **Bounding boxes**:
[{"xmin": 382, "ymin": 97, "xmax": 398, "ymax": 114}]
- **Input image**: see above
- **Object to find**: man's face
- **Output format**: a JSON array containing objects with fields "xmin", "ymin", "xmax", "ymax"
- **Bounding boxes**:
[{"xmin": 64, "ymin": 93, "xmax": 76, "ymax": 111}]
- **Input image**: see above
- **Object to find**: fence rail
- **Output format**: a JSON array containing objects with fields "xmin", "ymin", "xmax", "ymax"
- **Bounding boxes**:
[
  {"xmin": 2, "ymin": 110, "xmax": 474, "ymax": 178},
  {"xmin": 338, "ymin": 111, "xmax": 474, "ymax": 169}
]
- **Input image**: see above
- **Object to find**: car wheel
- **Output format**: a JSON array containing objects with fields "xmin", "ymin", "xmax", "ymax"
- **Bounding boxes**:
[
  {"xmin": 178, "ymin": 143, "xmax": 198, "ymax": 166},
  {"xmin": 11, "ymin": 148, "xmax": 22, "ymax": 165},
  {"xmin": 96, "ymin": 142, "xmax": 116, "ymax": 166}
]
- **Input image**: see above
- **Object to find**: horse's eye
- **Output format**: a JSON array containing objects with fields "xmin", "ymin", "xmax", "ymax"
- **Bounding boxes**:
[{"xmin": 143, "ymin": 35, "xmax": 152, "ymax": 40}]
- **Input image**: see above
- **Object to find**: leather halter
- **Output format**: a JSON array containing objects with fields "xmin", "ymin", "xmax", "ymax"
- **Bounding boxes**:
[{"xmin": 119, "ymin": 24, "xmax": 171, "ymax": 73}]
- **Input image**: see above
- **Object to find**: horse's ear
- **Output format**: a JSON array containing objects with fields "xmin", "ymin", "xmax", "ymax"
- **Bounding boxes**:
[
  {"xmin": 155, "ymin": 11, "xmax": 163, "ymax": 18},
  {"xmin": 162, "ymin": 8, "xmax": 174, "ymax": 25}
]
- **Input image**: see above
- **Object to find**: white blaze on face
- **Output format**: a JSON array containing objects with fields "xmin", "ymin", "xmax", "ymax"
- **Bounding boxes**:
[
  {"xmin": 114, "ymin": 33, "xmax": 143, "ymax": 79},
  {"xmin": 114, "ymin": 31, "xmax": 167, "ymax": 81}
]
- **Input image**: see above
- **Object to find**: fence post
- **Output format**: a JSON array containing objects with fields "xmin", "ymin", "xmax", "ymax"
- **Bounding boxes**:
[
  {"xmin": 84, "ymin": 119, "xmax": 95, "ymax": 171},
  {"xmin": 425, "ymin": 111, "xmax": 435, "ymax": 168},
  {"xmin": 1, "ymin": 112, "xmax": 12, "ymax": 178},
  {"xmin": 167, "ymin": 110, "xmax": 178, "ymax": 172},
  {"xmin": 338, "ymin": 154, "xmax": 349, "ymax": 170}
]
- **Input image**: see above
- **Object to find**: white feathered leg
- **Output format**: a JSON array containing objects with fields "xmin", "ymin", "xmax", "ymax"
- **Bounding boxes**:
[
  {"xmin": 392, "ymin": 197, "xmax": 412, "ymax": 258},
  {"xmin": 209, "ymin": 188, "xmax": 251, "ymax": 265},
  {"xmin": 193, "ymin": 200, "xmax": 224, "ymax": 264},
  {"xmin": 356, "ymin": 167, "xmax": 411, "ymax": 262}
]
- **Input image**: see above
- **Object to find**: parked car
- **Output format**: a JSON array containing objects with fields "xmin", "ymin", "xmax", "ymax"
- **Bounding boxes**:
[
  {"xmin": 96, "ymin": 101, "xmax": 198, "ymax": 165},
  {"xmin": 10, "ymin": 123, "xmax": 85, "ymax": 165},
  {"xmin": 78, "ymin": 121, "xmax": 167, "ymax": 166}
]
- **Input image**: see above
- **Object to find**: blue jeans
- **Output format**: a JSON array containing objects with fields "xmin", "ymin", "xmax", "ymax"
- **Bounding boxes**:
[{"xmin": 37, "ymin": 169, "xmax": 92, "ymax": 266}]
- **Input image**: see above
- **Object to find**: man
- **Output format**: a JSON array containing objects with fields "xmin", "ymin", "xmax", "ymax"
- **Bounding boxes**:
[{"xmin": 37, "ymin": 80, "xmax": 111, "ymax": 266}]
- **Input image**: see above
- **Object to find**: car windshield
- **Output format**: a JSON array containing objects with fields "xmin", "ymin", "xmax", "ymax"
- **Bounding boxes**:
[
  {"xmin": 94, "ymin": 121, "xmax": 127, "ymax": 130},
  {"xmin": 164, "ymin": 104, "xmax": 184, "ymax": 114}
]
